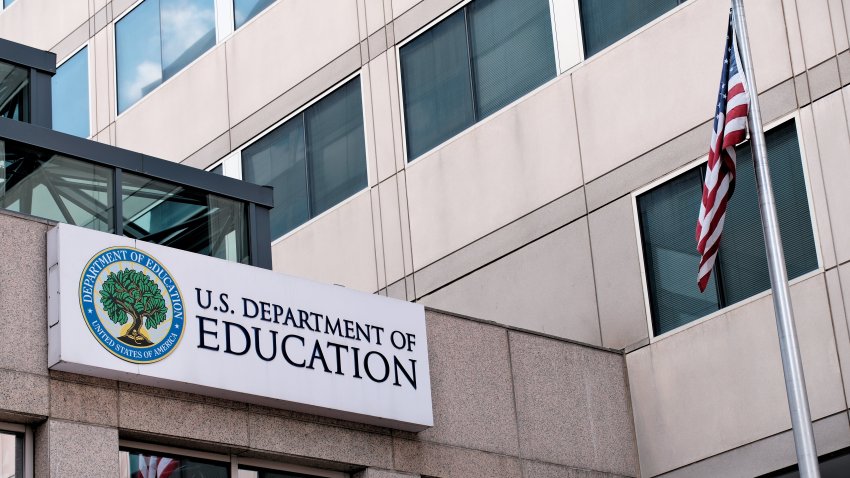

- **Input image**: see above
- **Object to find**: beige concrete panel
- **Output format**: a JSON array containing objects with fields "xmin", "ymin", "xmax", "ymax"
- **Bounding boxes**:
[
  {"xmin": 118, "ymin": 389, "xmax": 249, "ymax": 445},
  {"xmin": 365, "ymin": 0, "xmax": 387, "ymax": 36},
  {"xmin": 181, "ymin": 132, "xmax": 231, "ymax": 170},
  {"xmin": 50, "ymin": 379, "xmax": 118, "ymax": 427},
  {"xmin": 249, "ymin": 412, "xmax": 393, "ymax": 468},
  {"xmin": 391, "ymin": 0, "xmax": 421, "ymax": 20},
  {"xmin": 0, "ymin": 369, "xmax": 49, "ymax": 417},
  {"xmin": 0, "ymin": 213, "xmax": 48, "ymax": 376},
  {"xmin": 392, "ymin": 439, "xmax": 522, "ymax": 478},
  {"xmin": 783, "ymin": 0, "xmax": 807, "ymax": 75},
  {"xmin": 0, "ymin": 0, "xmax": 88, "ymax": 51},
  {"xmin": 92, "ymin": 29, "xmax": 111, "ymax": 135},
  {"xmin": 420, "ymin": 219, "xmax": 601, "ymax": 344},
  {"xmin": 414, "ymin": 186, "xmax": 586, "ymax": 299},
  {"xmin": 510, "ymin": 332, "xmax": 637, "ymax": 475},
  {"xmin": 226, "ymin": 0, "xmax": 360, "ymax": 125},
  {"xmin": 744, "ymin": 0, "xmax": 794, "ymax": 92},
  {"xmin": 575, "ymin": 0, "xmax": 790, "ymax": 182},
  {"xmin": 393, "ymin": 0, "xmax": 458, "ymax": 42},
  {"xmin": 396, "ymin": 171, "xmax": 415, "ymax": 280},
  {"xmin": 830, "ymin": 0, "xmax": 850, "ymax": 52},
  {"xmin": 799, "ymin": 105, "xmax": 837, "ymax": 269},
  {"xmin": 626, "ymin": 274, "xmax": 845, "ymax": 477},
  {"xmin": 809, "ymin": 57, "xmax": 841, "ymax": 101},
  {"xmin": 659, "ymin": 412, "xmax": 850, "ymax": 478},
  {"xmin": 51, "ymin": 22, "xmax": 89, "ymax": 64},
  {"xmin": 115, "ymin": 47, "xmax": 229, "ymax": 162},
  {"xmin": 589, "ymin": 196, "xmax": 649, "ymax": 351},
  {"xmin": 379, "ymin": 177, "xmax": 406, "ymax": 285},
  {"xmin": 357, "ymin": 0, "xmax": 369, "ymax": 41},
  {"xmin": 813, "ymin": 89, "xmax": 850, "ymax": 264},
  {"xmin": 370, "ymin": 188, "xmax": 388, "ymax": 290},
  {"xmin": 368, "ymin": 53, "xmax": 400, "ymax": 183},
  {"xmin": 797, "ymin": 0, "xmax": 838, "ymax": 68},
  {"xmin": 824, "ymin": 268, "xmax": 850, "ymax": 409},
  {"xmin": 272, "ymin": 191, "xmax": 379, "ymax": 292},
  {"xmin": 414, "ymin": 311, "xmax": 518, "ymax": 455},
  {"xmin": 93, "ymin": 0, "xmax": 107, "ymax": 12},
  {"xmin": 44, "ymin": 420, "xmax": 119, "ymax": 478},
  {"xmin": 406, "ymin": 74, "xmax": 582, "ymax": 270}
]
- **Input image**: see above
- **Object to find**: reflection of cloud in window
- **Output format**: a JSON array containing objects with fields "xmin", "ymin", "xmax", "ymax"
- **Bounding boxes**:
[
  {"xmin": 161, "ymin": 0, "xmax": 215, "ymax": 70},
  {"xmin": 121, "ymin": 60, "xmax": 161, "ymax": 108}
]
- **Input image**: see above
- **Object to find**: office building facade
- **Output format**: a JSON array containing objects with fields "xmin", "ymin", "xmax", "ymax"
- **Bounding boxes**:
[{"xmin": 2, "ymin": 0, "xmax": 850, "ymax": 476}]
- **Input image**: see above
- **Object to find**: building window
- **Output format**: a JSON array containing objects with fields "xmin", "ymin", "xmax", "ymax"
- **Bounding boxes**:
[
  {"xmin": 579, "ymin": 0, "xmax": 687, "ymax": 58},
  {"xmin": 0, "ymin": 431, "xmax": 22, "ymax": 477},
  {"xmin": 116, "ymin": 0, "xmax": 216, "ymax": 113},
  {"xmin": 636, "ymin": 119, "xmax": 818, "ymax": 337},
  {"xmin": 399, "ymin": 0, "xmax": 556, "ymax": 161},
  {"xmin": 120, "ymin": 449, "xmax": 228, "ymax": 478},
  {"xmin": 0, "ymin": 60, "xmax": 29, "ymax": 121},
  {"xmin": 234, "ymin": 0, "xmax": 275, "ymax": 29},
  {"xmin": 2, "ymin": 0, "xmax": 14, "ymax": 9},
  {"xmin": 241, "ymin": 76, "xmax": 367, "ymax": 239},
  {"xmin": 52, "ymin": 46, "xmax": 90, "ymax": 137}
]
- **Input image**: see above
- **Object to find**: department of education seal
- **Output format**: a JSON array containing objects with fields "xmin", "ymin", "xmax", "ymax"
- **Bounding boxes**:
[{"xmin": 78, "ymin": 247, "xmax": 185, "ymax": 364}]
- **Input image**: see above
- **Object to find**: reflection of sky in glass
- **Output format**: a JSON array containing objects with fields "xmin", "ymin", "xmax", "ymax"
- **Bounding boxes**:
[
  {"xmin": 160, "ymin": 0, "xmax": 216, "ymax": 79},
  {"xmin": 234, "ymin": 0, "xmax": 275, "ymax": 29},
  {"xmin": 116, "ymin": 0, "xmax": 162, "ymax": 113},
  {"xmin": 52, "ymin": 47, "xmax": 90, "ymax": 138},
  {"xmin": 3, "ymin": 0, "xmax": 14, "ymax": 8}
]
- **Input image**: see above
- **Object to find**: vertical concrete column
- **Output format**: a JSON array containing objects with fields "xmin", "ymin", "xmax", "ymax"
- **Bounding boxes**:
[
  {"xmin": 34, "ymin": 419, "xmax": 119, "ymax": 477},
  {"xmin": 354, "ymin": 468, "xmax": 420, "ymax": 478}
]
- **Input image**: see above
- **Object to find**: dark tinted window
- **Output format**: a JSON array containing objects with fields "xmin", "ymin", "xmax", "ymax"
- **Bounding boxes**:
[
  {"xmin": 637, "ymin": 119, "xmax": 817, "ymax": 336},
  {"xmin": 579, "ymin": 0, "xmax": 687, "ymax": 57}
]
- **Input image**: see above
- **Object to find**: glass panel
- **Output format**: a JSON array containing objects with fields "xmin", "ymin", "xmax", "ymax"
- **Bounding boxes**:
[
  {"xmin": 116, "ymin": 0, "xmax": 163, "ymax": 113},
  {"xmin": 400, "ymin": 9, "xmax": 475, "ymax": 160},
  {"xmin": 3, "ymin": 0, "xmax": 14, "ymax": 8},
  {"xmin": 210, "ymin": 163, "xmax": 224, "ymax": 175},
  {"xmin": 0, "ymin": 60, "xmax": 29, "ymax": 122},
  {"xmin": 638, "ymin": 167, "xmax": 721, "ymax": 335},
  {"xmin": 718, "ymin": 119, "xmax": 818, "ymax": 303},
  {"xmin": 0, "ymin": 140, "xmax": 113, "ymax": 231},
  {"xmin": 122, "ymin": 172, "xmax": 250, "ymax": 263},
  {"xmin": 120, "ymin": 450, "xmax": 228, "ymax": 478},
  {"xmin": 160, "ymin": 0, "xmax": 216, "ymax": 80},
  {"xmin": 305, "ymin": 77, "xmax": 367, "ymax": 217},
  {"xmin": 242, "ymin": 115, "xmax": 309, "ymax": 239},
  {"xmin": 234, "ymin": 0, "xmax": 275, "ymax": 28},
  {"xmin": 579, "ymin": 0, "xmax": 681, "ymax": 57},
  {"xmin": 468, "ymin": 0, "xmax": 555, "ymax": 118},
  {"xmin": 0, "ymin": 432, "xmax": 22, "ymax": 478},
  {"xmin": 52, "ymin": 47, "xmax": 91, "ymax": 137}
]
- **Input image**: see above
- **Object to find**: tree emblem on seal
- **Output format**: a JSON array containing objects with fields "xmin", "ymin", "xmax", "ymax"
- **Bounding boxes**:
[{"xmin": 99, "ymin": 269, "xmax": 167, "ymax": 346}]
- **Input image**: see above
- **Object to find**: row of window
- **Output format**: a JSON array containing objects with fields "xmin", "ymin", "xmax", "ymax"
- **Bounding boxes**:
[
  {"xmin": 52, "ymin": 0, "xmax": 694, "ymax": 137},
  {"xmin": 120, "ymin": 448, "xmax": 330, "ymax": 478}
]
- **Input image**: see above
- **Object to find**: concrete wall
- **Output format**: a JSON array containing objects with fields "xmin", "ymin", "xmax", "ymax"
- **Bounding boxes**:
[{"xmin": 0, "ymin": 211, "xmax": 637, "ymax": 478}]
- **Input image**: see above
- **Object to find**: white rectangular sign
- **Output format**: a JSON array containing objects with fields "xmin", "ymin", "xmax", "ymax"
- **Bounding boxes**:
[{"xmin": 47, "ymin": 223, "xmax": 433, "ymax": 431}]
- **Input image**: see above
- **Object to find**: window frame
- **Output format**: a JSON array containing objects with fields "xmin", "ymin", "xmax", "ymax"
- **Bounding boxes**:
[
  {"xmin": 394, "ymin": 0, "xmax": 561, "ymax": 166},
  {"xmin": 119, "ymin": 441, "xmax": 347, "ymax": 478},
  {"xmin": 631, "ymin": 112, "xmax": 823, "ymax": 342},
  {"xmin": 0, "ymin": 422, "xmax": 32, "ymax": 478},
  {"xmin": 54, "ymin": 42, "xmax": 93, "ymax": 139},
  {"xmin": 222, "ymin": 71, "xmax": 371, "ymax": 244}
]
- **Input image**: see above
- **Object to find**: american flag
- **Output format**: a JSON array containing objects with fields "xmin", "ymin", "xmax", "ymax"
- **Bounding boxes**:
[
  {"xmin": 134, "ymin": 454, "xmax": 180, "ymax": 478},
  {"xmin": 696, "ymin": 12, "xmax": 750, "ymax": 292}
]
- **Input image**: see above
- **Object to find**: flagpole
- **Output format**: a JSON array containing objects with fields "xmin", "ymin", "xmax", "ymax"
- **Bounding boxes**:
[{"xmin": 730, "ymin": 1, "xmax": 820, "ymax": 476}]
